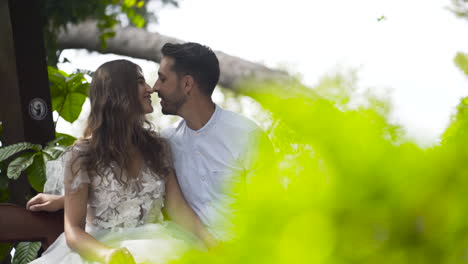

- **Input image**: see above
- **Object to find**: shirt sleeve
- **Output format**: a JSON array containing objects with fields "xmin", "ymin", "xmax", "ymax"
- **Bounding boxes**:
[
  {"xmin": 44, "ymin": 159, "xmax": 66, "ymax": 195},
  {"xmin": 241, "ymin": 128, "xmax": 278, "ymax": 183}
]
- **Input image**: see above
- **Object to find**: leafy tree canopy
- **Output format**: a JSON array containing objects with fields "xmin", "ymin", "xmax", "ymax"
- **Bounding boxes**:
[{"xmin": 40, "ymin": 0, "xmax": 179, "ymax": 65}]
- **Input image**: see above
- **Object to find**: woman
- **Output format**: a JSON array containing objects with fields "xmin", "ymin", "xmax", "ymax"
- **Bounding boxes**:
[{"xmin": 30, "ymin": 60, "xmax": 215, "ymax": 264}]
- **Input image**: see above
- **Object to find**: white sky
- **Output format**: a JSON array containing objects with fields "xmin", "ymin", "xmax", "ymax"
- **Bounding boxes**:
[{"xmin": 59, "ymin": 0, "xmax": 468, "ymax": 146}]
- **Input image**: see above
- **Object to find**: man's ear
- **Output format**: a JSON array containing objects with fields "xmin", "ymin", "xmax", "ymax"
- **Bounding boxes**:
[{"xmin": 183, "ymin": 75, "xmax": 195, "ymax": 94}]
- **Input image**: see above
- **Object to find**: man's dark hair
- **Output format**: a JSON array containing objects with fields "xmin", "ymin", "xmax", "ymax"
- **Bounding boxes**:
[{"xmin": 161, "ymin": 42, "xmax": 220, "ymax": 96}]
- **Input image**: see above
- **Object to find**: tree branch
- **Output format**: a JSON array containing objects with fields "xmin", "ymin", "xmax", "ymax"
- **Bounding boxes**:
[{"xmin": 57, "ymin": 21, "xmax": 289, "ymax": 91}]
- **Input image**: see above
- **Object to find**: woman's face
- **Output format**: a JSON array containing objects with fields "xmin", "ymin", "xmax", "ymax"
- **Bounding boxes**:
[{"xmin": 137, "ymin": 68, "xmax": 154, "ymax": 114}]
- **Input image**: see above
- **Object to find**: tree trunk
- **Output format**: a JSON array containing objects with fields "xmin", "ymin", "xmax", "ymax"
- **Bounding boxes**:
[{"xmin": 57, "ymin": 21, "xmax": 289, "ymax": 91}]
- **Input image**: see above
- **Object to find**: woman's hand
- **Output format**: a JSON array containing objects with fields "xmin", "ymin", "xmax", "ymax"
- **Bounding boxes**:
[
  {"xmin": 26, "ymin": 193, "xmax": 64, "ymax": 212},
  {"xmin": 106, "ymin": 247, "xmax": 136, "ymax": 264}
]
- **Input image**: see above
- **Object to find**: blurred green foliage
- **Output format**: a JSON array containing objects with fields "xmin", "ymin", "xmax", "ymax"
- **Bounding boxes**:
[
  {"xmin": 3, "ymin": 1, "xmax": 468, "ymax": 260},
  {"xmin": 172, "ymin": 67, "xmax": 468, "ymax": 263},
  {"xmin": 449, "ymin": 0, "xmax": 468, "ymax": 19},
  {"xmin": 454, "ymin": 52, "xmax": 468, "ymax": 76}
]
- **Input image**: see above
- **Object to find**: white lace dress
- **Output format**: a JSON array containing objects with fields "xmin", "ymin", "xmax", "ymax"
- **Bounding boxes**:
[{"xmin": 30, "ymin": 145, "xmax": 202, "ymax": 264}]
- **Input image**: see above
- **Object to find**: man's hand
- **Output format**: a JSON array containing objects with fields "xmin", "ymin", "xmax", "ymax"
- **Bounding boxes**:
[
  {"xmin": 26, "ymin": 193, "xmax": 64, "ymax": 212},
  {"xmin": 200, "ymin": 229, "xmax": 219, "ymax": 249}
]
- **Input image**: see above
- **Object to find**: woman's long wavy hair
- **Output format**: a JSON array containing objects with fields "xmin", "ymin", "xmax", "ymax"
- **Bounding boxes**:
[{"xmin": 75, "ymin": 59, "xmax": 170, "ymax": 183}]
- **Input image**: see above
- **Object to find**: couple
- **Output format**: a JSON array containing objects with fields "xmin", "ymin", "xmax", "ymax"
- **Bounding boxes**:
[{"xmin": 27, "ymin": 42, "xmax": 274, "ymax": 264}]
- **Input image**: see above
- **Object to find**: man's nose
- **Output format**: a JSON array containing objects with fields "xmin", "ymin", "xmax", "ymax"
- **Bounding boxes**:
[{"xmin": 152, "ymin": 83, "xmax": 159, "ymax": 93}]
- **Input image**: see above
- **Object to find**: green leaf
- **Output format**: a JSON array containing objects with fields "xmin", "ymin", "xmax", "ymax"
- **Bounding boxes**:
[
  {"xmin": 0, "ymin": 142, "xmax": 42, "ymax": 162},
  {"xmin": 48, "ymin": 73, "xmax": 66, "ymax": 90},
  {"xmin": 97, "ymin": 15, "xmax": 118, "ymax": 30},
  {"xmin": 27, "ymin": 154, "xmax": 46, "ymax": 192},
  {"xmin": 42, "ymin": 151, "xmax": 53, "ymax": 162},
  {"xmin": 7, "ymin": 153, "xmax": 36, "ymax": 180},
  {"xmin": 124, "ymin": 0, "xmax": 137, "ymax": 8},
  {"xmin": 55, "ymin": 133, "xmax": 77, "ymax": 146},
  {"xmin": 136, "ymin": 0, "xmax": 145, "ymax": 8},
  {"xmin": 454, "ymin": 52, "xmax": 468, "ymax": 76},
  {"xmin": 59, "ymin": 92, "xmax": 87, "ymax": 123},
  {"xmin": 48, "ymin": 66, "xmax": 69, "ymax": 78},
  {"xmin": 126, "ymin": 8, "xmax": 135, "ymax": 18},
  {"xmin": 46, "ymin": 137, "xmax": 65, "ymax": 147},
  {"xmin": 101, "ymin": 31, "xmax": 116, "ymax": 40},
  {"xmin": 74, "ymin": 82, "xmax": 89, "ymax": 96},
  {"xmin": 65, "ymin": 73, "xmax": 86, "ymax": 91},
  {"xmin": 131, "ymin": 14, "xmax": 145, "ymax": 28},
  {"xmin": 12, "ymin": 242, "xmax": 41, "ymax": 264},
  {"xmin": 43, "ymin": 145, "xmax": 67, "ymax": 161},
  {"xmin": 45, "ymin": 136, "xmax": 73, "ymax": 149},
  {"xmin": 49, "ymin": 76, "xmax": 67, "ymax": 102},
  {"xmin": 48, "ymin": 67, "xmax": 89, "ymax": 123},
  {"xmin": 100, "ymin": 31, "xmax": 116, "ymax": 50},
  {"xmin": 51, "ymin": 90, "xmax": 65, "ymax": 112}
]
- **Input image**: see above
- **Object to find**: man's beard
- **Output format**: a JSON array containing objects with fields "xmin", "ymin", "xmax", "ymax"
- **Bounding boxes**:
[{"xmin": 161, "ymin": 94, "xmax": 187, "ymax": 115}]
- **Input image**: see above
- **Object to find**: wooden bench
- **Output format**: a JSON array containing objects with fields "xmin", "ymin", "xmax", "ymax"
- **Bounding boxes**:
[{"xmin": 0, "ymin": 203, "xmax": 63, "ymax": 250}]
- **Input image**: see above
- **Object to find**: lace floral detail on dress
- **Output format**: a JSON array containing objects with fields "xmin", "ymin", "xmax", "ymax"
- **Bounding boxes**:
[{"xmin": 86, "ymin": 165, "xmax": 166, "ymax": 231}]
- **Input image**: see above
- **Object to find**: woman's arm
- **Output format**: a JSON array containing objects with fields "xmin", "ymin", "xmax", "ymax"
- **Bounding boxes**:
[
  {"xmin": 64, "ymin": 184, "xmax": 135, "ymax": 264},
  {"xmin": 164, "ymin": 169, "xmax": 218, "ymax": 248},
  {"xmin": 64, "ymin": 183, "xmax": 108, "ymax": 261}
]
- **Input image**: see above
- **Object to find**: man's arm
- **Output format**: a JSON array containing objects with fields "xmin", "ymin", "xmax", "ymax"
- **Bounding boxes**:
[
  {"xmin": 26, "ymin": 193, "xmax": 65, "ymax": 212},
  {"xmin": 243, "ymin": 129, "xmax": 278, "ymax": 182},
  {"xmin": 164, "ymin": 168, "xmax": 218, "ymax": 248}
]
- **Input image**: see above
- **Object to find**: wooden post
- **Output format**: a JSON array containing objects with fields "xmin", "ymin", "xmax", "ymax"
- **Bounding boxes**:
[{"xmin": 0, "ymin": 0, "xmax": 55, "ymax": 206}]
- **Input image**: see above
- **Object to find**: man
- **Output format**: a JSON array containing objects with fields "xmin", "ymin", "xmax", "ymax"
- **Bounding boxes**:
[{"xmin": 27, "ymin": 42, "xmax": 275, "ymax": 241}]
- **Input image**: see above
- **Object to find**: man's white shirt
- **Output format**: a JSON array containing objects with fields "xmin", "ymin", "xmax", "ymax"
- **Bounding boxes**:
[{"xmin": 162, "ymin": 105, "xmax": 269, "ymax": 240}]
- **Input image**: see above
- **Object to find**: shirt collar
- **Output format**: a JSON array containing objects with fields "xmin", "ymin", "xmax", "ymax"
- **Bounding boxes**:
[{"xmin": 186, "ymin": 104, "xmax": 220, "ymax": 135}]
